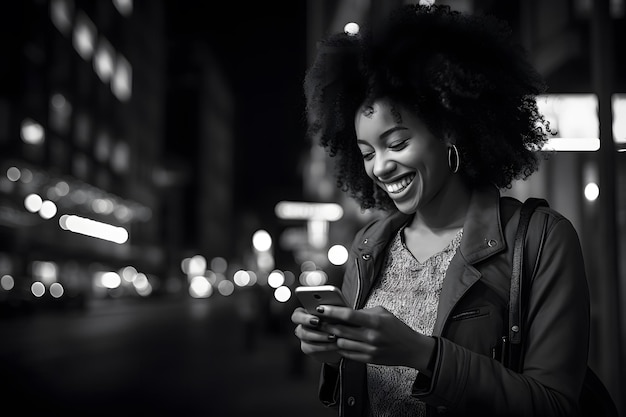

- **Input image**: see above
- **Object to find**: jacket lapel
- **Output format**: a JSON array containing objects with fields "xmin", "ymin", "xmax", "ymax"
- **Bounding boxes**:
[
  {"xmin": 432, "ymin": 186, "xmax": 506, "ymax": 336},
  {"xmin": 432, "ymin": 256, "xmax": 481, "ymax": 336},
  {"xmin": 353, "ymin": 211, "xmax": 410, "ymax": 309}
]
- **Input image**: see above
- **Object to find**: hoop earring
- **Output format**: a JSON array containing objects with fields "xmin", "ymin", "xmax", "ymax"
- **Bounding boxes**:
[{"xmin": 448, "ymin": 144, "xmax": 460, "ymax": 174}]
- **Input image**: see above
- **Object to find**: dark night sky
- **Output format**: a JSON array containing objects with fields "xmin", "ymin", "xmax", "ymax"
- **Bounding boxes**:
[{"xmin": 166, "ymin": 2, "xmax": 310, "ymax": 215}]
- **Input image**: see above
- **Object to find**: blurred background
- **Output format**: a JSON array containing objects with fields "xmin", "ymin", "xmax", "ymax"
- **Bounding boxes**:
[{"xmin": 0, "ymin": 0, "xmax": 624, "ymax": 416}]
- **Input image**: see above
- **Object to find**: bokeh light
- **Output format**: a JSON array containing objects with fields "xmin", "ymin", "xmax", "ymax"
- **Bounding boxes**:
[
  {"xmin": 584, "ymin": 182, "xmax": 600, "ymax": 201},
  {"xmin": 189, "ymin": 276, "xmax": 212, "ymax": 298},
  {"xmin": 50, "ymin": 282, "xmax": 64, "ymax": 298},
  {"xmin": 328, "ymin": 244, "xmax": 349, "ymax": 266},
  {"xmin": 101, "ymin": 271, "xmax": 122, "ymax": 289},
  {"xmin": 20, "ymin": 118, "xmax": 45, "ymax": 145},
  {"xmin": 1, "ymin": 274, "xmax": 14, "ymax": 290},
  {"xmin": 24, "ymin": 194, "xmax": 43, "ymax": 213},
  {"xmin": 133, "ymin": 273, "xmax": 152, "ymax": 296},
  {"xmin": 300, "ymin": 260, "xmax": 316, "ymax": 272},
  {"xmin": 121, "ymin": 266, "xmax": 138, "ymax": 282},
  {"xmin": 233, "ymin": 270, "xmax": 252, "ymax": 287},
  {"xmin": 59, "ymin": 214, "xmax": 129, "ymax": 244},
  {"xmin": 217, "ymin": 280, "xmax": 235, "ymax": 296},
  {"xmin": 252, "ymin": 229, "xmax": 272, "ymax": 252},
  {"xmin": 31, "ymin": 282, "xmax": 46, "ymax": 297},
  {"xmin": 267, "ymin": 270, "xmax": 285, "ymax": 289},
  {"xmin": 344, "ymin": 22, "xmax": 359, "ymax": 36},
  {"xmin": 299, "ymin": 270, "xmax": 328, "ymax": 286},
  {"xmin": 274, "ymin": 286, "xmax": 292, "ymax": 303},
  {"xmin": 283, "ymin": 270, "xmax": 296, "ymax": 286},
  {"xmin": 39, "ymin": 200, "xmax": 58, "ymax": 219},
  {"xmin": 188, "ymin": 255, "xmax": 207, "ymax": 276},
  {"xmin": 6, "ymin": 167, "xmax": 21, "ymax": 182},
  {"xmin": 210, "ymin": 256, "xmax": 228, "ymax": 274}
]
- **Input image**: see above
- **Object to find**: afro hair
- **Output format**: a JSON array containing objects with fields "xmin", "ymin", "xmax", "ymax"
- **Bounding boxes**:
[{"xmin": 304, "ymin": 4, "xmax": 551, "ymax": 211}]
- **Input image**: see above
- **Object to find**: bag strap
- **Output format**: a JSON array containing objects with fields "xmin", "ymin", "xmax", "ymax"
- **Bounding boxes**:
[
  {"xmin": 507, "ymin": 197, "xmax": 548, "ymax": 371},
  {"xmin": 506, "ymin": 198, "xmax": 619, "ymax": 416}
]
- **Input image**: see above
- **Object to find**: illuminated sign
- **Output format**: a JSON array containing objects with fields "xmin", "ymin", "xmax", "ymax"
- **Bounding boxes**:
[
  {"xmin": 534, "ymin": 93, "xmax": 626, "ymax": 151},
  {"xmin": 274, "ymin": 201, "xmax": 343, "ymax": 221}
]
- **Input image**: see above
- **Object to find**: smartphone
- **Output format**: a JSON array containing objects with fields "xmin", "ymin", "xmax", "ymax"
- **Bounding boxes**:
[{"xmin": 295, "ymin": 285, "xmax": 350, "ymax": 314}]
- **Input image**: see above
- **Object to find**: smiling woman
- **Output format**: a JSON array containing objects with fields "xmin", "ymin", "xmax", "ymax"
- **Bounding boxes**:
[
  {"xmin": 291, "ymin": 4, "xmax": 593, "ymax": 417},
  {"xmin": 354, "ymin": 98, "xmax": 454, "ymax": 216}
]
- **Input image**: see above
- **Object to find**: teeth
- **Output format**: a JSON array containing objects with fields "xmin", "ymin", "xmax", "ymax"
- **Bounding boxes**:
[{"xmin": 385, "ymin": 174, "xmax": 415, "ymax": 194}]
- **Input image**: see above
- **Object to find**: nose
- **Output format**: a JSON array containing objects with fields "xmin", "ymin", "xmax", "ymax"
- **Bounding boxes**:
[{"xmin": 372, "ymin": 152, "xmax": 396, "ymax": 180}]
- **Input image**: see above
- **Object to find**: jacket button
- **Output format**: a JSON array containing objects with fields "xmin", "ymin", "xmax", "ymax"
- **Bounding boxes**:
[
  {"xmin": 347, "ymin": 396, "xmax": 356, "ymax": 406},
  {"xmin": 487, "ymin": 239, "xmax": 497, "ymax": 247},
  {"xmin": 361, "ymin": 254, "xmax": 371, "ymax": 261},
  {"xmin": 362, "ymin": 238, "xmax": 368, "ymax": 244}
]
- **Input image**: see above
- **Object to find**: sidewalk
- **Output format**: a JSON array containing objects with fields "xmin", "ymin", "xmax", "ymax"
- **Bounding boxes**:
[
  {"xmin": 231, "ymin": 332, "xmax": 336, "ymax": 417},
  {"xmin": 0, "ymin": 294, "xmax": 338, "ymax": 417}
]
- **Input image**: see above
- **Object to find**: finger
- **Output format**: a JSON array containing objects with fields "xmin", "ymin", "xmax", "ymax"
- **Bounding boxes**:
[
  {"xmin": 316, "ymin": 305, "xmax": 373, "ymax": 327},
  {"xmin": 335, "ymin": 338, "xmax": 377, "ymax": 363},
  {"xmin": 321, "ymin": 305, "xmax": 391, "ymax": 329},
  {"xmin": 296, "ymin": 324, "xmax": 339, "ymax": 343},
  {"xmin": 292, "ymin": 309, "xmax": 324, "ymax": 328},
  {"xmin": 301, "ymin": 340, "xmax": 339, "ymax": 356},
  {"xmin": 336, "ymin": 337, "xmax": 375, "ymax": 354},
  {"xmin": 291, "ymin": 307, "xmax": 310, "ymax": 324},
  {"xmin": 334, "ymin": 338, "xmax": 375, "ymax": 363},
  {"xmin": 322, "ymin": 322, "xmax": 370, "ymax": 343}
]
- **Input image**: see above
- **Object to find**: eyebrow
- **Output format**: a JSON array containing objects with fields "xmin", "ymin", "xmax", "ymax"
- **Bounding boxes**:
[{"xmin": 357, "ymin": 126, "xmax": 408, "ymax": 145}]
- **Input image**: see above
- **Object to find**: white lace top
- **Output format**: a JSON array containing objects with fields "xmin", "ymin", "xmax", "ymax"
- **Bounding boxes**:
[{"xmin": 364, "ymin": 227, "xmax": 463, "ymax": 417}]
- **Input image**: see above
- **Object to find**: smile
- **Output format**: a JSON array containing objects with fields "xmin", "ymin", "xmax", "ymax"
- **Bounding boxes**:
[{"xmin": 383, "ymin": 174, "xmax": 415, "ymax": 194}]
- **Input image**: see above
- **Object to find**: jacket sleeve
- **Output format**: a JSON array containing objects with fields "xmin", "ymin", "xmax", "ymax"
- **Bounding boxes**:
[
  {"xmin": 412, "ymin": 217, "xmax": 590, "ymax": 416},
  {"xmin": 318, "ymin": 362, "xmax": 340, "ymax": 407},
  {"xmin": 317, "ymin": 229, "xmax": 364, "ymax": 407}
]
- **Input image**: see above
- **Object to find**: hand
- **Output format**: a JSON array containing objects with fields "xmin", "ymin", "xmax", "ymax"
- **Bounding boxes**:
[
  {"xmin": 291, "ymin": 307, "xmax": 342, "ymax": 365},
  {"xmin": 315, "ymin": 305, "xmax": 436, "ymax": 371}
]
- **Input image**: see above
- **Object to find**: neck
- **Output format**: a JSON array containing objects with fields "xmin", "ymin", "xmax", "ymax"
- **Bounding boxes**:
[{"xmin": 410, "ymin": 176, "xmax": 471, "ymax": 232}]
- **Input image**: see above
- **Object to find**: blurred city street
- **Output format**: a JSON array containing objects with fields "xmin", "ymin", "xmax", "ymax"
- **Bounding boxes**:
[
  {"xmin": 1, "ymin": 293, "xmax": 336, "ymax": 417},
  {"xmin": 0, "ymin": 1, "xmax": 624, "ymax": 415}
]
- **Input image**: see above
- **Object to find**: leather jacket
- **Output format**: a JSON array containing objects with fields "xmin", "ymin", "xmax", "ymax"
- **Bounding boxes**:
[{"xmin": 318, "ymin": 186, "xmax": 590, "ymax": 416}]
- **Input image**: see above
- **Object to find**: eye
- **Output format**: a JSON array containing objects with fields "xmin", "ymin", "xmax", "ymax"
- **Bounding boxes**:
[
  {"xmin": 361, "ymin": 151, "xmax": 374, "ymax": 161},
  {"xmin": 389, "ymin": 138, "xmax": 410, "ymax": 150}
]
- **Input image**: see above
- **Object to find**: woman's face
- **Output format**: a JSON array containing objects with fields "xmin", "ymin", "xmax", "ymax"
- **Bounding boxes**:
[{"xmin": 354, "ymin": 98, "xmax": 450, "ymax": 214}]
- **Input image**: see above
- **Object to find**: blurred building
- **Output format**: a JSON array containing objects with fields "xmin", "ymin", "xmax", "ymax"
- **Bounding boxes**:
[
  {"xmin": 0, "ymin": 0, "xmax": 171, "ymax": 310},
  {"xmin": 303, "ymin": 0, "xmax": 625, "ymax": 414},
  {"xmin": 164, "ymin": 37, "xmax": 235, "ymax": 276}
]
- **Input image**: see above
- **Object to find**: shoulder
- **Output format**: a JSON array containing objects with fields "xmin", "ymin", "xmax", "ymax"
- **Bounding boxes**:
[
  {"xmin": 500, "ymin": 195, "xmax": 578, "ymax": 242},
  {"xmin": 351, "ymin": 210, "xmax": 410, "ymax": 250},
  {"xmin": 500, "ymin": 195, "xmax": 565, "ymax": 221}
]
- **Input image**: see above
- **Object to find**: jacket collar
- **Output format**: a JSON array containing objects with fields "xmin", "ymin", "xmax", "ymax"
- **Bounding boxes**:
[
  {"xmin": 356, "ymin": 185, "xmax": 505, "ymax": 264},
  {"xmin": 458, "ymin": 185, "xmax": 506, "ymax": 263},
  {"xmin": 353, "ymin": 185, "xmax": 506, "ymax": 332}
]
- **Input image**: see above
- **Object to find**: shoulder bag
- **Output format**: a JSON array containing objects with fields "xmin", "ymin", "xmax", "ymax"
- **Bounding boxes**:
[{"xmin": 504, "ymin": 197, "xmax": 618, "ymax": 417}]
